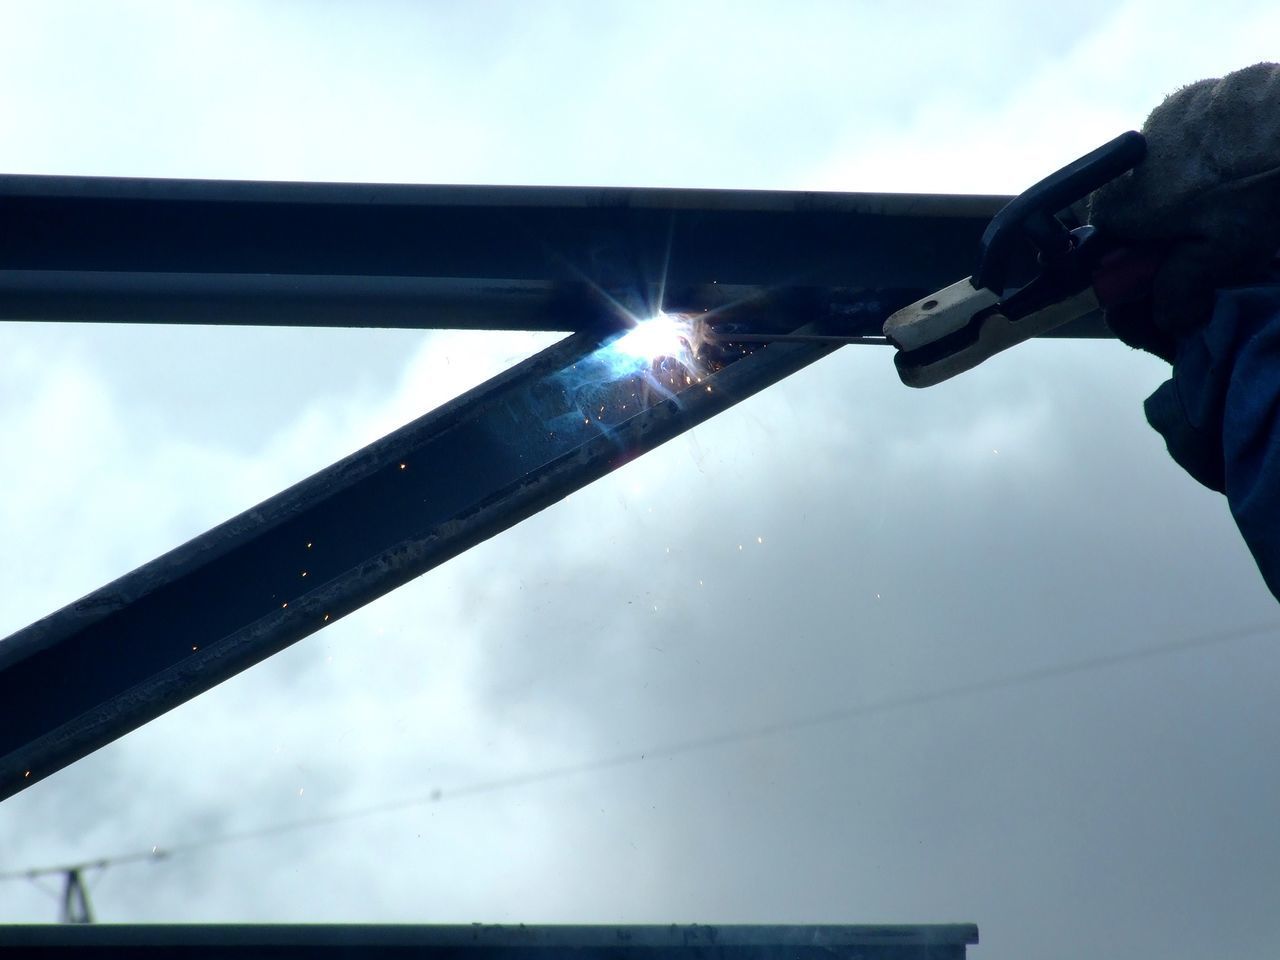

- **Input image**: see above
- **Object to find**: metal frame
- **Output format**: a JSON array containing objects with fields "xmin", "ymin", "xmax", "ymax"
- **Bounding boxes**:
[
  {"xmin": 0, "ymin": 174, "xmax": 1104, "ymax": 800},
  {"xmin": 0, "ymin": 924, "xmax": 979, "ymax": 958},
  {"xmin": 2, "ymin": 174, "xmax": 1037, "ymax": 333},
  {"xmin": 0, "ymin": 318, "xmax": 846, "ymax": 797}
]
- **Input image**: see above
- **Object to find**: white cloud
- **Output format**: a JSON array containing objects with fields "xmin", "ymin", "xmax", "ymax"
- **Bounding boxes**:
[
  {"xmin": 3, "ymin": 5, "xmax": 1280, "ymax": 959},
  {"xmin": 806, "ymin": 0, "xmax": 1280, "ymax": 194}
]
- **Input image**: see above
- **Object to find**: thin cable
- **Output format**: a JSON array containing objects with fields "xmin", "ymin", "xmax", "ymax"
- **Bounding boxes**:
[
  {"xmin": 0, "ymin": 851, "xmax": 165, "ymax": 882},
  {"xmin": 3, "ymin": 620, "xmax": 1274, "ymax": 879},
  {"xmin": 24, "ymin": 874, "xmax": 64, "ymax": 901}
]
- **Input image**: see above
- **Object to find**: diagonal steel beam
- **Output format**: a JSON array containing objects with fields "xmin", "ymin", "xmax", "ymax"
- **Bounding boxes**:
[{"xmin": 0, "ymin": 306, "xmax": 861, "ymax": 800}]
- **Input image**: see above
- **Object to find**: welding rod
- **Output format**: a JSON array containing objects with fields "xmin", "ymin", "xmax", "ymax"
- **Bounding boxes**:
[{"xmin": 706, "ymin": 333, "xmax": 893, "ymax": 346}]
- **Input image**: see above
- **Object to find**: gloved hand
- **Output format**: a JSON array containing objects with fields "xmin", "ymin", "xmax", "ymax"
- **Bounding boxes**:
[{"xmin": 1089, "ymin": 62, "xmax": 1280, "ymax": 361}]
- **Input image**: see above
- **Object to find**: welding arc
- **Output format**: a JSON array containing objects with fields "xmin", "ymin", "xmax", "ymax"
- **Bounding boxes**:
[{"xmin": 2, "ymin": 620, "xmax": 1274, "ymax": 883}]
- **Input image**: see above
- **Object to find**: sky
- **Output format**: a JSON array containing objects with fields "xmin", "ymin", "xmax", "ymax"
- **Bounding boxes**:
[{"xmin": 1, "ymin": 2, "xmax": 1279, "ymax": 958}]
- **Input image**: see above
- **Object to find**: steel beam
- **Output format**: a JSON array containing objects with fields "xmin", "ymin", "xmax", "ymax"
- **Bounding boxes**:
[
  {"xmin": 0, "ymin": 306, "xmax": 864, "ymax": 799},
  {"xmin": 0, "ymin": 924, "xmax": 980, "ymax": 959},
  {"xmin": 0, "ymin": 174, "xmax": 1107, "ymax": 334}
]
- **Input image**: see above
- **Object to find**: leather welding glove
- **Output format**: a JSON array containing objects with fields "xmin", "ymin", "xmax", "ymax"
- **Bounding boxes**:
[{"xmin": 1088, "ymin": 62, "xmax": 1280, "ymax": 362}]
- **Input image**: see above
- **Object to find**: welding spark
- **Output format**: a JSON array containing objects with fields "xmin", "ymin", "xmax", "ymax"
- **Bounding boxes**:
[
  {"xmin": 540, "ymin": 309, "xmax": 736, "ymax": 440},
  {"xmin": 599, "ymin": 310, "xmax": 721, "ymax": 407},
  {"xmin": 612, "ymin": 311, "xmax": 698, "ymax": 366}
]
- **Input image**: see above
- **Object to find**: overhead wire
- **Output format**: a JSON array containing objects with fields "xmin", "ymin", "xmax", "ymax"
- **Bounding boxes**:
[{"xmin": 2, "ymin": 619, "xmax": 1275, "ymax": 883}]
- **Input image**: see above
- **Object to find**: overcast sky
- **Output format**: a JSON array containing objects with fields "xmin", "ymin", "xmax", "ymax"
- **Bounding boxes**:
[{"xmin": 2, "ymin": 3, "xmax": 1279, "ymax": 958}]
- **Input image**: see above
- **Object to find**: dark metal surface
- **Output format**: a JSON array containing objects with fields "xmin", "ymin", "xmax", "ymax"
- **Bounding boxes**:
[
  {"xmin": 0, "ymin": 173, "xmax": 1112, "ymax": 334},
  {"xmin": 0, "ymin": 174, "xmax": 1113, "ymax": 801},
  {"xmin": 0, "ymin": 924, "xmax": 980, "ymax": 959},
  {"xmin": 1, "ymin": 310, "xmax": 866, "ymax": 799}
]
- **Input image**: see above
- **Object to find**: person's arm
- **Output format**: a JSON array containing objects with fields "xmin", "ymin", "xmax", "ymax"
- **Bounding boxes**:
[
  {"xmin": 1143, "ymin": 280, "xmax": 1280, "ymax": 598},
  {"xmin": 1089, "ymin": 63, "xmax": 1280, "ymax": 599}
]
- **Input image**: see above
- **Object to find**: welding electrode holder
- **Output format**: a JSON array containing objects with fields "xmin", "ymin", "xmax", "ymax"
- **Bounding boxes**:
[{"xmin": 885, "ymin": 130, "xmax": 1151, "ymax": 387}]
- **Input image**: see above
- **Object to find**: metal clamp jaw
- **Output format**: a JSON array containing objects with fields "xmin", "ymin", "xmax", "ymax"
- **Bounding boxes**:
[{"xmin": 885, "ymin": 131, "xmax": 1147, "ymax": 387}]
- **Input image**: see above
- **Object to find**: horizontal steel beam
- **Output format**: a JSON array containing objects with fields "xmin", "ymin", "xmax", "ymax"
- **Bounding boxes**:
[
  {"xmin": 0, "ymin": 924, "xmax": 980, "ymax": 958},
  {"xmin": 0, "ymin": 174, "xmax": 1105, "ymax": 334}
]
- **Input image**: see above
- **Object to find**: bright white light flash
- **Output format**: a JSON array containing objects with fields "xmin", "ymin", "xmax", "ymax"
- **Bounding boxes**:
[{"xmin": 612, "ymin": 311, "xmax": 697, "ymax": 365}]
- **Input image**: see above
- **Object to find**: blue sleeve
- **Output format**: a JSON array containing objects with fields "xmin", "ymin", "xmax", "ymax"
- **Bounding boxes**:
[{"xmin": 1143, "ymin": 282, "xmax": 1280, "ymax": 600}]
